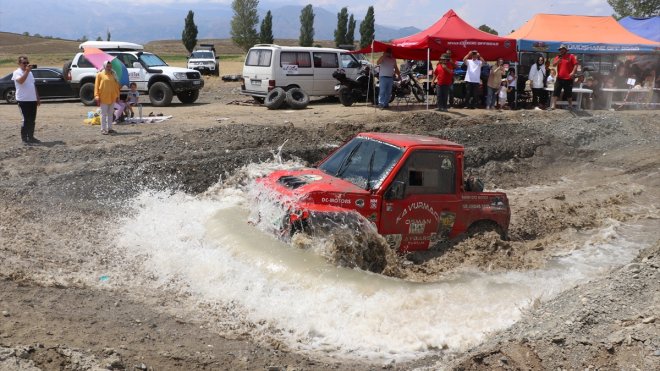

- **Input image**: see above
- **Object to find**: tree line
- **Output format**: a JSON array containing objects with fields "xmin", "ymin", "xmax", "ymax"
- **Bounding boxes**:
[{"xmin": 181, "ymin": 1, "xmax": 376, "ymax": 53}]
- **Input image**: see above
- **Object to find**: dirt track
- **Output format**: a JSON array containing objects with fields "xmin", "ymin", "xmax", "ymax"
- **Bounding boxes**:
[{"xmin": 0, "ymin": 78, "xmax": 658, "ymax": 370}]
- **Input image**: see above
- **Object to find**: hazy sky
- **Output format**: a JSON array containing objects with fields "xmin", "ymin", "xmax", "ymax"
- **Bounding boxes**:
[{"xmin": 139, "ymin": 0, "xmax": 616, "ymax": 36}]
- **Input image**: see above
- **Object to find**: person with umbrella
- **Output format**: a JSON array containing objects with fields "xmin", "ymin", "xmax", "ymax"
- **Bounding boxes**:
[{"xmin": 94, "ymin": 60, "xmax": 121, "ymax": 135}]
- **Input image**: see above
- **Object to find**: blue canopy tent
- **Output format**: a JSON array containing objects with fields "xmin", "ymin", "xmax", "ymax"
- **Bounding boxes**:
[{"xmin": 619, "ymin": 16, "xmax": 660, "ymax": 43}]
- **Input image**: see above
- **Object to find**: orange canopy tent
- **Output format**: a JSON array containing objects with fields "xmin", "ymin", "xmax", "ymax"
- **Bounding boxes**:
[
  {"xmin": 354, "ymin": 9, "xmax": 517, "ymax": 61},
  {"xmin": 509, "ymin": 14, "xmax": 659, "ymax": 54}
]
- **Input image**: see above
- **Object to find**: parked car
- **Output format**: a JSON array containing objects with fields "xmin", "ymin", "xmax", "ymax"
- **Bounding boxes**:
[
  {"xmin": 187, "ymin": 44, "xmax": 219, "ymax": 76},
  {"xmin": 66, "ymin": 41, "xmax": 204, "ymax": 107},
  {"xmin": 1, "ymin": 67, "xmax": 76, "ymax": 104}
]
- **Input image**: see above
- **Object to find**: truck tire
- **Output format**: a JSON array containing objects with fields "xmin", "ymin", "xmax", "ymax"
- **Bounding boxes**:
[
  {"xmin": 338, "ymin": 86, "xmax": 354, "ymax": 106},
  {"xmin": 285, "ymin": 87, "xmax": 310, "ymax": 109},
  {"xmin": 264, "ymin": 87, "xmax": 286, "ymax": 109},
  {"xmin": 80, "ymin": 82, "xmax": 96, "ymax": 106},
  {"xmin": 214, "ymin": 64, "xmax": 220, "ymax": 76},
  {"xmin": 177, "ymin": 90, "xmax": 199, "ymax": 104},
  {"xmin": 149, "ymin": 82, "xmax": 174, "ymax": 107},
  {"xmin": 467, "ymin": 220, "xmax": 504, "ymax": 239}
]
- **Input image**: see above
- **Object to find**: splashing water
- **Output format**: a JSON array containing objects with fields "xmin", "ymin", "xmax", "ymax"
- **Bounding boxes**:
[{"xmin": 111, "ymin": 159, "xmax": 658, "ymax": 363}]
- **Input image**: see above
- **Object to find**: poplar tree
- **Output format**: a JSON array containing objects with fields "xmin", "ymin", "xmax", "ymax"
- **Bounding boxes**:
[
  {"xmin": 299, "ymin": 4, "xmax": 315, "ymax": 47},
  {"xmin": 346, "ymin": 14, "xmax": 356, "ymax": 46},
  {"xmin": 231, "ymin": 0, "xmax": 260, "ymax": 52},
  {"xmin": 334, "ymin": 7, "xmax": 348, "ymax": 47},
  {"xmin": 359, "ymin": 6, "xmax": 375, "ymax": 49},
  {"xmin": 182, "ymin": 10, "xmax": 198, "ymax": 53},
  {"xmin": 259, "ymin": 10, "xmax": 274, "ymax": 44}
]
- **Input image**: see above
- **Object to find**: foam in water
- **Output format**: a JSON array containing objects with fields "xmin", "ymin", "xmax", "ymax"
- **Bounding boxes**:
[{"xmin": 111, "ymin": 160, "xmax": 657, "ymax": 362}]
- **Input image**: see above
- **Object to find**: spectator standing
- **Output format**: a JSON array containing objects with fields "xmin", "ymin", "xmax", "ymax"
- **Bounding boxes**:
[
  {"xmin": 528, "ymin": 55, "xmax": 547, "ymax": 109},
  {"xmin": 94, "ymin": 60, "xmax": 121, "ymax": 135},
  {"xmin": 12, "ymin": 56, "xmax": 40, "ymax": 144},
  {"xmin": 506, "ymin": 67, "xmax": 517, "ymax": 109},
  {"xmin": 549, "ymin": 44, "xmax": 578, "ymax": 110},
  {"xmin": 462, "ymin": 50, "xmax": 484, "ymax": 109},
  {"xmin": 432, "ymin": 53, "xmax": 454, "ymax": 111},
  {"xmin": 486, "ymin": 58, "xmax": 505, "ymax": 109},
  {"xmin": 376, "ymin": 48, "xmax": 400, "ymax": 109}
]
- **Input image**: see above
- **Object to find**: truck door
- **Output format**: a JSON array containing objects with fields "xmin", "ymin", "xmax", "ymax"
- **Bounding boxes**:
[
  {"xmin": 111, "ymin": 52, "xmax": 146, "ymax": 91},
  {"xmin": 380, "ymin": 150, "xmax": 461, "ymax": 252},
  {"xmin": 312, "ymin": 52, "xmax": 340, "ymax": 95},
  {"xmin": 280, "ymin": 51, "xmax": 313, "ymax": 93}
]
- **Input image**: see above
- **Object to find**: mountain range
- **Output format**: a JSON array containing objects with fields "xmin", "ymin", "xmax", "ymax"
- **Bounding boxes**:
[{"xmin": 0, "ymin": 0, "xmax": 420, "ymax": 43}]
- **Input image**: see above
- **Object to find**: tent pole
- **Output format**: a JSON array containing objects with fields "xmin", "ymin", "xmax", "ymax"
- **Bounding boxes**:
[
  {"xmin": 426, "ymin": 48, "xmax": 430, "ymax": 110},
  {"xmin": 371, "ymin": 41, "xmax": 376, "ymax": 110}
]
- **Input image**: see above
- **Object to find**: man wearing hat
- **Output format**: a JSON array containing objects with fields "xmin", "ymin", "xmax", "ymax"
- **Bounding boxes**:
[
  {"xmin": 549, "ymin": 44, "xmax": 578, "ymax": 110},
  {"xmin": 432, "ymin": 53, "xmax": 454, "ymax": 111}
]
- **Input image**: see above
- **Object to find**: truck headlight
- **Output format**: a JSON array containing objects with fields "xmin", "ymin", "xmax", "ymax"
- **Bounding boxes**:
[{"xmin": 173, "ymin": 72, "xmax": 188, "ymax": 80}]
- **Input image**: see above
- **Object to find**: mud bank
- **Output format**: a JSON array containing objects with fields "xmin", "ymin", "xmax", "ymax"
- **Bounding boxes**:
[{"xmin": 1, "ymin": 92, "xmax": 658, "ymax": 369}]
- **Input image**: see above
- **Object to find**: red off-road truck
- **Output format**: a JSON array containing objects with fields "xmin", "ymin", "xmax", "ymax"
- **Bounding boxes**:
[{"xmin": 256, "ymin": 132, "xmax": 510, "ymax": 252}]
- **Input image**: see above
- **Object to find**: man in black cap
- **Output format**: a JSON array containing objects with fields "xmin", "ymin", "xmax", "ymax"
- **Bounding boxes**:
[{"xmin": 549, "ymin": 44, "xmax": 578, "ymax": 110}]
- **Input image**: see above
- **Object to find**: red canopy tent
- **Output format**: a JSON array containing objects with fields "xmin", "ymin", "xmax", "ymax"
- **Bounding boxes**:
[{"xmin": 355, "ymin": 9, "xmax": 517, "ymax": 61}]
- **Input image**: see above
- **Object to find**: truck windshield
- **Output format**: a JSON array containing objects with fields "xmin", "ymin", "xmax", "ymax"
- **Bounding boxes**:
[
  {"xmin": 139, "ymin": 53, "xmax": 168, "ymax": 67},
  {"xmin": 191, "ymin": 51, "xmax": 214, "ymax": 59},
  {"xmin": 318, "ymin": 137, "xmax": 403, "ymax": 190}
]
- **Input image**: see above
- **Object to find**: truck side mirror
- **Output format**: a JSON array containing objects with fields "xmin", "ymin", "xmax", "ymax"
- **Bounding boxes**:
[
  {"xmin": 215, "ymin": 56, "xmax": 220, "ymax": 60},
  {"xmin": 385, "ymin": 180, "xmax": 406, "ymax": 200}
]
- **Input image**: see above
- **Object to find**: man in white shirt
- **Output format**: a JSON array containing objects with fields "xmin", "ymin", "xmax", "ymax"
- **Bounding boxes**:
[
  {"xmin": 462, "ymin": 50, "xmax": 484, "ymax": 109},
  {"xmin": 376, "ymin": 48, "xmax": 400, "ymax": 109},
  {"xmin": 12, "ymin": 55, "xmax": 41, "ymax": 144}
]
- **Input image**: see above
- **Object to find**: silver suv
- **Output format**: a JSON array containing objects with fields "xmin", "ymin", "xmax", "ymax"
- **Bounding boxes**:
[
  {"xmin": 187, "ymin": 44, "xmax": 219, "ymax": 76},
  {"xmin": 65, "ymin": 41, "xmax": 204, "ymax": 107}
]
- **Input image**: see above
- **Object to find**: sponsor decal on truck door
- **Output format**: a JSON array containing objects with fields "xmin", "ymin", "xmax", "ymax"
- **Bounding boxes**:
[{"xmin": 380, "ymin": 150, "xmax": 460, "ymax": 251}]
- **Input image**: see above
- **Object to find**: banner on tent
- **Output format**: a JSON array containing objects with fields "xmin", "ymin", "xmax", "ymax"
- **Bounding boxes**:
[{"xmin": 519, "ymin": 40, "xmax": 659, "ymax": 54}]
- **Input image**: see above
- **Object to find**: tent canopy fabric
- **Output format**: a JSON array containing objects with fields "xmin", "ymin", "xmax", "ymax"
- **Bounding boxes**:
[
  {"xmin": 353, "ymin": 9, "xmax": 517, "ymax": 61},
  {"xmin": 619, "ymin": 16, "xmax": 660, "ymax": 42},
  {"xmin": 509, "ymin": 13, "xmax": 659, "ymax": 54}
]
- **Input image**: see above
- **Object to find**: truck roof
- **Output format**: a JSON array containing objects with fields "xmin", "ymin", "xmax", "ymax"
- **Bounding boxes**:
[
  {"xmin": 78, "ymin": 41, "xmax": 144, "ymax": 51},
  {"xmin": 358, "ymin": 132, "xmax": 463, "ymax": 150}
]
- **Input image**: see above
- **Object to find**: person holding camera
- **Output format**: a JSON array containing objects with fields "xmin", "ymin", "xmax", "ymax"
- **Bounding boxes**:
[
  {"xmin": 463, "ymin": 49, "xmax": 484, "ymax": 109},
  {"xmin": 12, "ymin": 56, "xmax": 41, "ymax": 144},
  {"xmin": 549, "ymin": 44, "xmax": 578, "ymax": 110}
]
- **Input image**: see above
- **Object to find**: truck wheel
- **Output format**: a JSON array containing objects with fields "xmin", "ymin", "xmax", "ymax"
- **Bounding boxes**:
[
  {"xmin": 149, "ymin": 82, "xmax": 174, "ymax": 107},
  {"xmin": 412, "ymin": 83, "xmax": 426, "ymax": 102},
  {"xmin": 4, "ymin": 87, "xmax": 16, "ymax": 104},
  {"xmin": 80, "ymin": 82, "xmax": 96, "ymax": 106},
  {"xmin": 285, "ymin": 87, "xmax": 310, "ymax": 109},
  {"xmin": 214, "ymin": 64, "xmax": 220, "ymax": 76},
  {"xmin": 467, "ymin": 220, "xmax": 504, "ymax": 239},
  {"xmin": 338, "ymin": 86, "xmax": 354, "ymax": 106},
  {"xmin": 177, "ymin": 90, "xmax": 199, "ymax": 104},
  {"xmin": 264, "ymin": 87, "xmax": 286, "ymax": 109}
]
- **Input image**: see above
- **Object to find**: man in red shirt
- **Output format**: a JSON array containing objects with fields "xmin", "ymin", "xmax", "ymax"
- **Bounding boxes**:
[
  {"xmin": 432, "ymin": 53, "xmax": 455, "ymax": 111},
  {"xmin": 549, "ymin": 44, "xmax": 578, "ymax": 110}
]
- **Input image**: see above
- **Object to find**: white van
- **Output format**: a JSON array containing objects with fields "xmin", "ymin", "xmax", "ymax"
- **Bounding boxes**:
[{"xmin": 240, "ymin": 44, "xmax": 363, "ymax": 101}]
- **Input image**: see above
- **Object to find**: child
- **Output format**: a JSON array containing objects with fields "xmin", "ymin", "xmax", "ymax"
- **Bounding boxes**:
[
  {"xmin": 506, "ymin": 67, "xmax": 517, "ymax": 109},
  {"xmin": 497, "ymin": 79, "xmax": 508, "ymax": 110},
  {"xmin": 125, "ymin": 82, "xmax": 140, "ymax": 118}
]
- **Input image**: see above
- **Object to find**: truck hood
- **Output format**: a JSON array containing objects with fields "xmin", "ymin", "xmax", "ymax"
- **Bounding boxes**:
[
  {"xmin": 262, "ymin": 168, "xmax": 370, "ymax": 196},
  {"xmin": 258, "ymin": 168, "xmax": 371, "ymax": 201}
]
